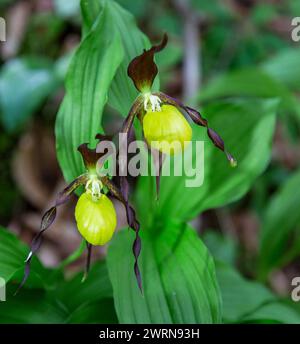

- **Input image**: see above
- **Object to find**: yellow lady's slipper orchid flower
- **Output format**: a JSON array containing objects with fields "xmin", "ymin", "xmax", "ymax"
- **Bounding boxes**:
[
  {"xmin": 75, "ymin": 192, "xmax": 117, "ymax": 246},
  {"xmin": 18, "ymin": 143, "xmax": 142, "ymax": 293},
  {"xmin": 121, "ymin": 34, "xmax": 237, "ymax": 198},
  {"xmin": 143, "ymin": 104, "xmax": 192, "ymax": 155}
]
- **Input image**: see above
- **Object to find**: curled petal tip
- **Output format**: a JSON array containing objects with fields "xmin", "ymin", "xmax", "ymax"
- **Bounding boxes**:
[
  {"xmin": 25, "ymin": 252, "xmax": 32, "ymax": 263},
  {"xmin": 230, "ymin": 158, "xmax": 237, "ymax": 168},
  {"xmin": 226, "ymin": 151, "xmax": 237, "ymax": 167}
]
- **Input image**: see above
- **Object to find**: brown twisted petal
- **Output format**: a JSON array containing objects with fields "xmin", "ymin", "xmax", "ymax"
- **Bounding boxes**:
[
  {"xmin": 101, "ymin": 176, "xmax": 143, "ymax": 292},
  {"xmin": 127, "ymin": 34, "xmax": 168, "ymax": 92},
  {"xmin": 184, "ymin": 106, "xmax": 208, "ymax": 127},
  {"xmin": 154, "ymin": 150, "xmax": 164, "ymax": 200},
  {"xmin": 157, "ymin": 92, "xmax": 237, "ymax": 166},
  {"xmin": 118, "ymin": 96, "xmax": 144, "ymax": 196},
  {"xmin": 16, "ymin": 174, "xmax": 88, "ymax": 294},
  {"xmin": 207, "ymin": 128, "xmax": 224, "ymax": 151}
]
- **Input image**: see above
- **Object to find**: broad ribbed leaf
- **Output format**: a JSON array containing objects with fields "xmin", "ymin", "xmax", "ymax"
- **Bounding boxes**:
[
  {"xmin": 55, "ymin": 3, "xmax": 123, "ymax": 182},
  {"xmin": 216, "ymin": 262, "xmax": 300, "ymax": 324},
  {"xmin": 0, "ymin": 287, "xmax": 67, "ymax": 324},
  {"xmin": 216, "ymin": 262, "xmax": 275, "ymax": 323},
  {"xmin": 80, "ymin": 0, "xmax": 101, "ymax": 35},
  {"xmin": 66, "ymin": 299, "xmax": 117, "ymax": 324},
  {"xmin": 198, "ymin": 68, "xmax": 300, "ymax": 118},
  {"xmin": 82, "ymin": 0, "xmax": 152, "ymax": 115},
  {"xmin": 136, "ymin": 99, "xmax": 277, "ymax": 223},
  {"xmin": 106, "ymin": 0, "xmax": 151, "ymax": 114},
  {"xmin": 203, "ymin": 230, "xmax": 237, "ymax": 266},
  {"xmin": 107, "ymin": 223, "xmax": 222, "ymax": 324},
  {"xmin": 56, "ymin": 261, "xmax": 113, "ymax": 312},
  {"xmin": 261, "ymin": 47, "xmax": 300, "ymax": 91},
  {"xmin": 241, "ymin": 302, "xmax": 300, "ymax": 324},
  {"xmin": 259, "ymin": 169, "xmax": 300, "ymax": 279},
  {"xmin": 55, "ymin": 261, "xmax": 116, "ymax": 323},
  {"xmin": 199, "ymin": 69, "xmax": 292, "ymax": 101}
]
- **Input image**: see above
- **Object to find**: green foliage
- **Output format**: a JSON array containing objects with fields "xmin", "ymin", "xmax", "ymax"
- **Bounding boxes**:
[
  {"xmin": 56, "ymin": 0, "xmax": 152, "ymax": 183},
  {"xmin": 259, "ymin": 169, "xmax": 300, "ymax": 279},
  {"xmin": 0, "ymin": 227, "xmax": 48, "ymax": 288},
  {"xmin": 261, "ymin": 47, "xmax": 300, "ymax": 91},
  {"xmin": 65, "ymin": 299, "xmax": 117, "ymax": 324},
  {"xmin": 241, "ymin": 302, "xmax": 300, "ymax": 324},
  {"xmin": 0, "ymin": 287, "xmax": 68, "ymax": 324},
  {"xmin": 81, "ymin": 0, "xmax": 156, "ymax": 113},
  {"xmin": 216, "ymin": 262, "xmax": 275, "ymax": 323},
  {"xmin": 0, "ymin": 225, "xmax": 116, "ymax": 323},
  {"xmin": 199, "ymin": 68, "xmax": 300, "ymax": 118},
  {"xmin": 217, "ymin": 262, "xmax": 300, "ymax": 324},
  {"xmin": 0, "ymin": 58, "xmax": 61, "ymax": 131},
  {"xmin": 55, "ymin": 261, "xmax": 117, "ymax": 324},
  {"xmin": 136, "ymin": 98, "xmax": 277, "ymax": 224},
  {"xmin": 101, "ymin": 0, "xmax": 151, "ymax": 114},
  {"xmin": 205, "ymin": 231, "xmax": 300, "ymax": 324},
  {"xmin": 203, "ymin": 230, "xmax": 237, "ymax": 266},
  {"xmin": 107, "ymin": 223, "xmax": 222, "ymax": 324},
  {"xmin": 55, "ymin": 3, "xmax": 124, "ymax": 183},
  {"xmin": 2, "ymin": 0, "xmax": 300, "ymax": 326},
  {"xmin": 55, "ymin": 261, "xmax": 113, "ymax": 311}
]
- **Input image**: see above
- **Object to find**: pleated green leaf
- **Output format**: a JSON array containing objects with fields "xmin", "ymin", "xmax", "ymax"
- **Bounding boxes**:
[
  {"xmin": 198, "ymin": 68, "xmax": 300, "ymax": 118},
  {"xmin": 216, "ymin": 262, "xmax": 300, "ymax": 324},
  {"xmin": 56, "ymin": 261, "xmax": 113, "ymax": 312},
  {"xmin": 81, "ymin": 0, "xmax": 152, "ymax": 115},
  {"xmin": 65, "ymin": 299, "xmax": 118, "ymax": 324},
  {"xmin": 0, "ymin": 287, "xmax": 68, "ymax": 324},
  {"xmin": 241, "ymin": 302, "xmax": 300, "ymax": 324},
  {"xmin": 107, "ymin": 223, "xmax": 222, "ymax": 324},
  {"xmin": 259, "ymin": 168, "xmax": 300, "ymax": 279},
  {"xmin": 55, "ymin": 3, "xmax": 123, "ymax": 183},
  {"xmin": 56, "ymin": 0, "xmax": 154, "ymax": 182},
  {"xmin": 216, "ymin": 262, "xmax": 275, "ymax": 323}
]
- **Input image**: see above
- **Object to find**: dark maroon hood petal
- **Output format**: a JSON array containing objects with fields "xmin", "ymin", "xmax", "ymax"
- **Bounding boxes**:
[
  {"xmin": 78, "ymin": 143, "xmax": 104, "ymax": 171},
  {"xmin": 127, "ymin": 34, "xmax": 168, "ymax": 92},
  {"xmin": 155, "ymin": 150, "xmax": 164, "ymax": 200}
]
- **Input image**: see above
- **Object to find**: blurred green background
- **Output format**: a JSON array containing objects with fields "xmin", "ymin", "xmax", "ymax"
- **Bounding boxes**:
[{"xmin": 1, "ymin": 0, "xmax": 300, "ymax": 324}]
